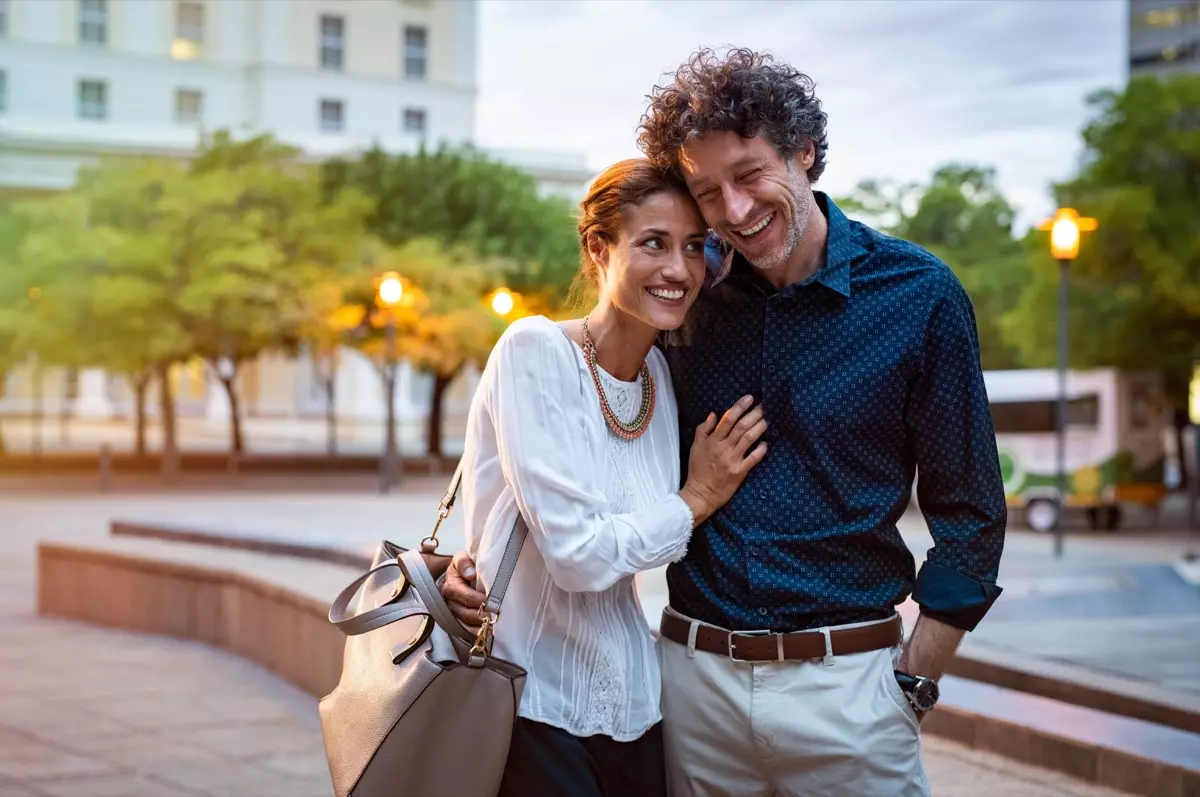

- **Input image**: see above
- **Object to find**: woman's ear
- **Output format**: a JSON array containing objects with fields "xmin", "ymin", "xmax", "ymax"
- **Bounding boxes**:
[{"xmin": 586, "ymin": 232, "xmax": 609, "ymax": 275}]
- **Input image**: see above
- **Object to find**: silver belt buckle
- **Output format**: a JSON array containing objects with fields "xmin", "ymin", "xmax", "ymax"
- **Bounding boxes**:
[{"xmin": 728, "ymin": 629, "xmax": 776, "ymax": 662}]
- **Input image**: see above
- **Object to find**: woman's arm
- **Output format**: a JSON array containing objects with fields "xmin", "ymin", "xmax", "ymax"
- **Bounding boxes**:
[{"xmin": 490, "ymin": 319, "xmax": 694, "ymax": 593}]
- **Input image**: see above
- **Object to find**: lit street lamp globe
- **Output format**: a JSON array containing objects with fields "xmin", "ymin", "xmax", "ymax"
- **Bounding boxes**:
[
  {"xmin": 378, "ymin": 272, "xmax": 403, "ymax": 306},
  {"xmin": 491, "ymin": 288, "xmax": 515, "ymax": 317}
]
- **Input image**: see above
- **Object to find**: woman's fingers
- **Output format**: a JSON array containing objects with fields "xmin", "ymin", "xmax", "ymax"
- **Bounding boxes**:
[
  {"xmin": 738, "ymin": 418, "xmax": 768, "ymax": 455},
  {"xmin": 739, "ymin": 442, "xmax": 769, "ymax": 473},
  {"xmin": 713, "ymin": 396, "xmax": 755, "ymax": 440}
]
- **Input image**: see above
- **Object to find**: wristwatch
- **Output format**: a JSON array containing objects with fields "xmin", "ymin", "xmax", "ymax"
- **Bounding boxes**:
[{"xmin": 894, "ymin": 670, "xmax": 939, "ymax": 715}]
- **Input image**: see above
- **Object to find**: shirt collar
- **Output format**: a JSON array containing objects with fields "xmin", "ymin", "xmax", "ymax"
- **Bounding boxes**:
[
  {"xmin": 814, "ymin": 192, "xmax": 864, "ymax": 298},
  {"xmin": 707, "ymin": 191, "xmax": 867, "ymax": 298}
]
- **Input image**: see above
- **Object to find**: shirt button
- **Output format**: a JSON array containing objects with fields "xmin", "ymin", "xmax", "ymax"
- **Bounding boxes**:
[
  {"xmin": 758, "ymin": 607, "xmax": 769, "ymax": 616},
  {"xmin": 759, "ymin": 490, "xmax": 768, "ymax": 500}
]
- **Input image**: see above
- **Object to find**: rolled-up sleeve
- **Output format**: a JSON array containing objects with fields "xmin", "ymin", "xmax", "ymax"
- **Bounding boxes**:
[
  {"xmin": 489, "ymin": 318, "xmax": 693, "ymax": 593},
  {"xmin": 906, "ymin": 281, "xmax": 1006, "ymax": 631}
]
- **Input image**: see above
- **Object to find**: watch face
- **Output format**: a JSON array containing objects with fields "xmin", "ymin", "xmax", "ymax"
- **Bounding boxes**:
[{"xmin": 913, "ymin": 678, "xmax": 939, "ymax": 710}]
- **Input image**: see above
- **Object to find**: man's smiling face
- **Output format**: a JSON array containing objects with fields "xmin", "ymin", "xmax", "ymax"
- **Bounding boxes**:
[{"xmin": 678, "ymin": 131, "xmax": 816, "ymax": 272}]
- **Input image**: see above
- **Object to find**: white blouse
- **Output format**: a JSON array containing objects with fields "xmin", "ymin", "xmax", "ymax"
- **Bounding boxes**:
[{"xmin": 460, "ymin": 314, "xmax": 694, "ymax": 741}]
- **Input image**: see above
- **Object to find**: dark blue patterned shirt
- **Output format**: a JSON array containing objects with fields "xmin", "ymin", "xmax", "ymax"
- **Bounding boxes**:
[{"xmin": 659, "ymin": 193, "xmax": 1006, "ymax": 633}]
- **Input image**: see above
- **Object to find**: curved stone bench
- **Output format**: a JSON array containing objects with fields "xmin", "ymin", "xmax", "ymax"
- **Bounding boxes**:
[
  {"xmin": 37, "ymin": 537, "xmax": 1200, "ymax": 797},
  {"xmin": 36, "ymin": 539, "xmax": 357, "ymax": 701}
]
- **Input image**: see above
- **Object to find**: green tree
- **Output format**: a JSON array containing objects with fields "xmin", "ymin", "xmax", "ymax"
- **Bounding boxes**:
[
  {"xmin": 838, "ymin": 165, "xmax": 1030, "ymax": 370},
  {"xmin": 15, "ymin": 159, "xmax": 193, "ymax": 462},
  {"xmin": 0, "ymin": 205, "xmax": 34, "ymax": 454},
  {"xmin": 340, "ymin": 238, "xmax": 509, "ymax": 458},
  {"xmin": 324, "ymin": 144, "xmax": 580, "ymax": 301},
  {"xmin": 177, "ymin": 132, "xmax": 370, "ymax": 454},
  {"xmin": 1002, "ymin": 74, "xmax": 1200, "ymax": 477},
  {"xmin": 12, "ymin": 132, "xmax": 370, "ymax": 464}
]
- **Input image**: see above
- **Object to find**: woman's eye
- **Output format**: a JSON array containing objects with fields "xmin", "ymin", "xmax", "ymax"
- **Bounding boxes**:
[
  {"xmin": 643, "ymin": 238, "xmax": 663, "ymax": 250},
  {"xmin": 738, "ymin": 169, "xmax": 761, "ymax": 182},
  {"xmin": 685, "ymin": 242, "xmax": 703, "ymax": 253}
]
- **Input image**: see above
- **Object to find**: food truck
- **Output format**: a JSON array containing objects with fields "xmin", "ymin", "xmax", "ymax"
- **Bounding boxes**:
[{"xmin": 983, "ymin": 368, "xmax": 1167, "ymax": 532}]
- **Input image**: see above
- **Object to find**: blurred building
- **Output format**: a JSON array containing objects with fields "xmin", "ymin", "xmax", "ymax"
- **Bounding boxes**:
[
  {"xmin": 1129, "ymin": 0, "xmax": 1200, "ymax": 77},
  {"xmin": 0, "ymin": 0, "xmax": 592, "ymax": 449}
]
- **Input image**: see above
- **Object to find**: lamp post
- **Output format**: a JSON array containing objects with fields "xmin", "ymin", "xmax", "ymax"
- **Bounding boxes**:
[
  {"xmin": 378, "ymin": 272, "xmax": 403, "ymax": 494},
  {"xmin": 1187, "ymin": 362, "xmax": 1200, "ymax": 562},
  {"xmin": 1036, "ymin": 208, "xmax": 1097, "ymax": 557}
]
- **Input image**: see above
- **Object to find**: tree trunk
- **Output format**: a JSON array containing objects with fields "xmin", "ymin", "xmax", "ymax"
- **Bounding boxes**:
[
  {"xmin": 1174, "ymin": 408, "xmax": 1190, "ymax": 490},
  {"xmin": 220, "ymin": 375, "xmax": 244, "ymax": 454},
  {"xmin": 324, "ymin": 375, "xmax": 337, "ymax": 459},
  {"xmin": 426, "ymin": 369, "xmax": 459, "ymax": 459},
  {"xmin": 132, "ymin": 374, "xmax": 149, "ymax": 456},
  {"xmin": 156, "ymin": 362, "xmax": 179, "ymax": 479}
]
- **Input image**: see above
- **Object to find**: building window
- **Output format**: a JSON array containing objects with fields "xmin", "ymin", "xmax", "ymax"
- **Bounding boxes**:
[
  {"xmin": 0, "ymin": 71, "xmax": 6, "ymax": 114},
  {"xmin": 175, "ymin": 89, "xmax": 202, "ymax": 124},
  {"xmin": 172, "ymin": 1, "xmax": 204, "ymax": 60},
  {"xmin": 319, "ymin": 99, "xmax": 343, "ymax": 133},
  {"xmin": 403, "ymin": 107, "xmax": 426, "ymax": 137},
  {"xmin": 404, "ymin": 25, "xmax": 427, "ymax": 80},
  {"xmin": 78, "ymin": 79, "xmax": 107, "ymax": 120},
  {"xmin": 79, "ymin": 0, "xmax": 108, "ymax": 45},
  {"xmin": 0, "ymin": 0, "xmax": 9, "ymax": 38},
  {"xmin": 320, "ymin": 15, "xmax": 344, "ymax": 70},
  {"xmin": 1138, "ymin": 3, "xmax": 1200, "ymax": 27}
]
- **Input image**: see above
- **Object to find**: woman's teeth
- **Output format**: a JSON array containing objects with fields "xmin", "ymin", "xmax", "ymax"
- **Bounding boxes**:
[
  {"xmin": 647, "ymin": 288, "xmax": 685, "ymax": 301},
  {"xmin": 737, "ymin": 213, "xmax": 773, "ymax": 237}
]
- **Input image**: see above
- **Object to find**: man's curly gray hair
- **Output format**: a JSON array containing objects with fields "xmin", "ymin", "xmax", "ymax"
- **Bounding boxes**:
[{"xmin": 638, "ymin": 47, "xmax": 829, "ymax": 184}]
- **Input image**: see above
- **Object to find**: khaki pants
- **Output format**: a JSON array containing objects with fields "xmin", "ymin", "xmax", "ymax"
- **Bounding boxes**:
[{"xmin": 656, "ymin": 607, "xmax": 929, "ymax": 797}]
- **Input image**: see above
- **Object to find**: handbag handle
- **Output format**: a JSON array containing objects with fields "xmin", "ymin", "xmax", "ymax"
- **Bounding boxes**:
[
  {"xmin": 328, "ymin": 560, "xmax": 436, "ymax": 636},
  {"xmin": 329, "ymin": 466, "xmax": 530, "ymax": 641}
]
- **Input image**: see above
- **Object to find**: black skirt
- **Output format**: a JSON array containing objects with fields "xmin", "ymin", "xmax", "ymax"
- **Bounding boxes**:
[{"xmin": 498, "ymin": 717, "xmax": 667, "ymax": 797}]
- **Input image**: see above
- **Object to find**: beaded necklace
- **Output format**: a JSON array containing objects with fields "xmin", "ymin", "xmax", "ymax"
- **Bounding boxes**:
[{"xmin": 581, "ymin": 315, "xmax": 655, "ymax": 440}]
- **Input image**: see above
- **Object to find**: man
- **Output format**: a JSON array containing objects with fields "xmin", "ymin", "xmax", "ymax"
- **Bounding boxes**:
[{"xmin": 444, "ymin": 47, "xmax": 1005, "ymax": 796}]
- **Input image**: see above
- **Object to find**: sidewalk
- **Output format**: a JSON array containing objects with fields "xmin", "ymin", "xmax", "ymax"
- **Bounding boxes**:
[
  {"xmin": 25, "ymin": 479, "xmax": 1193, "ymax": 699},
  {"xmin": 0, "ymin": 497, "xmax": 1135, "ymax": 796}
]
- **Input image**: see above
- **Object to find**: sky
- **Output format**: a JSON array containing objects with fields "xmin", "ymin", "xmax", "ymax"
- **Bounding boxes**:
[{"xmin": 476, "ymin": 0, "xmax": 1129, "ymax": 230}]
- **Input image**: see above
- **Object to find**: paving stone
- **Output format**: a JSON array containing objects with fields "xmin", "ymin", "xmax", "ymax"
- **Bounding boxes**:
[
  {"xmin": 0, "ymin": 741, "xmax": 124, "ymax": 783},
  {"xmin": 29, "ymin": 773, "xmax": 201, "ymax": 797},
  {"xmin": 1, "ymin": 492, "xmax": 1172, "ymax": 797}
]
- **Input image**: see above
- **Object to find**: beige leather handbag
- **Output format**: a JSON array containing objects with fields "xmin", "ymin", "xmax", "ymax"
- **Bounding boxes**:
[{"xmin": 319, "ymin": 466, "xmax": 528, "ymax": 797}]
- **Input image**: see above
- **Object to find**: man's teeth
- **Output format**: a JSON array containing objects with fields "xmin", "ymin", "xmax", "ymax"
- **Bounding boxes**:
[
  {"xmin": 737, "ymin": 213, "xmax": 773, "ymax": 237},
  {"xmin": 648, "ymin": 288, "xmax": 685, "ymax": 300}
]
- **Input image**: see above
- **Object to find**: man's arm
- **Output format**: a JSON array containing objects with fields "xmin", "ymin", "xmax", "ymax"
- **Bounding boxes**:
[{"xmin": 901, "ymin": 278, "xmax": 1007, "ymax": 683}]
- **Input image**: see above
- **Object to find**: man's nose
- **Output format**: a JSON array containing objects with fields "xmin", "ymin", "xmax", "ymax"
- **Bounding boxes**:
[{"xmin": 723, "ymin": 185, "xmax": 755, "ymax": 226}]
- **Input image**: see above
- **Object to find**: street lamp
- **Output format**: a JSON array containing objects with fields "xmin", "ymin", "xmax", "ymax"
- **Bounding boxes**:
[
  {"xmin": 491, "ymin": 288, "xmax": 515, "ymax": 317},
  {"xmin": 377, "ymin": 271, "xmax": 403, "ymax": 494},
  {"xmin": 1036, "ymin": 208, "xmax": 1098, "ymax": 557}
]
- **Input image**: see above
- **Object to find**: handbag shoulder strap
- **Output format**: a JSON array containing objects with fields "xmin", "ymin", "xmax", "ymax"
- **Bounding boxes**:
[{"xmin": 435, "ymin": 462, "xmax": 528, "ymax": 617}]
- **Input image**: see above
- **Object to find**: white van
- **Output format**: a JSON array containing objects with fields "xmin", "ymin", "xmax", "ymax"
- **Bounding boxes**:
[{"xmin": 983, "ymin": 368, "xmax": 1167, "ymax": 532}]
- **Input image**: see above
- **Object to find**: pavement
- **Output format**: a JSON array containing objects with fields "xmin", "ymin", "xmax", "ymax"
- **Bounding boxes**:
[
  {"xmin": 15, "ymin": 478, "xmax": 1194, "ymax": 696},
  {"xmin": 1, "ymin": 486, "xmax": 1193, "ymax": 795}
]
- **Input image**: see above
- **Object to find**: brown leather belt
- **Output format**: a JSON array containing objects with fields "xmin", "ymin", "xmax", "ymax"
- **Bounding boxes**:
[{"xmin": 659, "ymin": 610, "xmax": 903, "ymax": 663}]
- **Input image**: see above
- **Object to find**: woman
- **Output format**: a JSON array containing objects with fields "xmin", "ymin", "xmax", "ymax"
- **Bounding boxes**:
[{"xmin": 453, "ymin": 158, "xmax": 767, "ymax": 797}]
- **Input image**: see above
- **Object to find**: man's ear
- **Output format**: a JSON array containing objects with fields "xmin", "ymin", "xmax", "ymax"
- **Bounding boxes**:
[{"xmin": 795, "ymin": 139, "xmax": 815, "ymax": 174}]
